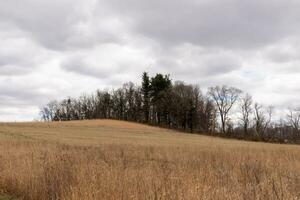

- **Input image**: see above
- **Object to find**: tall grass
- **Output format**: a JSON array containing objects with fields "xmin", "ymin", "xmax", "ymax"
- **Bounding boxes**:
[{"xmin": 0, "ymin": 140, "xmax": 299, "ymax": 200}]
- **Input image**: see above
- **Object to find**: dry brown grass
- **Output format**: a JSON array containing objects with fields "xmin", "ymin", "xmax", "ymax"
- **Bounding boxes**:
[{"xmin": 0, "ymin": 119, "xmax": 299, "ymax": 200}]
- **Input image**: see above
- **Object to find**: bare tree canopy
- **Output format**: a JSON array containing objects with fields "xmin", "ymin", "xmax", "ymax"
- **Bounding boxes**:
[
  {"xmin": 254, "ymin": 103, "xmax": 273, "ymax": 140},
  {"xmin": 287, "ymin": 108, "xmax": 300, "ymax": 131},
  {"xmin": 208, "ymin": 85, "xmax": 242, "ymax": 134},
  {"xmin": 239, "ymin": 93, "xmax": 253, "ymax": 136}
]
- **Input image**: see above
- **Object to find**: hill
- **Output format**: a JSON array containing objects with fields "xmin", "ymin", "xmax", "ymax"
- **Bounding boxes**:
[{"xmin": 0, "ymin": 120, "xmax": 299, "ymax": 199}]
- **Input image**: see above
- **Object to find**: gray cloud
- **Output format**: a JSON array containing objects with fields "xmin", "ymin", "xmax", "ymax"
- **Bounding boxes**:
[
  {"xmin": 0, "ymin": 0, "xmax": 78, "ymax": 49},
  {"xmin": 0, "ymin": 28, "xmax": 49, "ymax": 75},
  {"xmin": 107, "ymin": 0, "xmax": 300, "ymax": 49},
  {"xmin": 0, "ymin": 0, "xmax": 125, "ymax": 50},
  {"xmin": 60, "ymin": 43, "xmax": 155, "ymax": 82},
  {"xmin": 263, "ymin": 38, "xmax": 300, "ymax": 64},
  {"xmin": 154, "ymin": 46, "xmax": 242, "ymax": 80}
]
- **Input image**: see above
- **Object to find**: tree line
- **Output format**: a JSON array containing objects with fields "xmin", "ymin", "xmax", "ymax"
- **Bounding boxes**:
[{"xmin": 40, "ymin": 72, "xmax": 300, "ymax": 144}]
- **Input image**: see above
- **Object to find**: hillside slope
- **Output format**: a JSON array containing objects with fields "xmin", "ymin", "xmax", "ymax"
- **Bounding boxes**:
[
  {"xmin": 0, "ymin": 120, "xmax": 299, "ymax": 199},
  {"xmin": 0, "ymin": 119, "xmax": 295, "ymax": 148}
]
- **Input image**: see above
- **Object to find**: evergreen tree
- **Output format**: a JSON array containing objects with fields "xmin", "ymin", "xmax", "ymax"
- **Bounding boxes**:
[
  {"xmin": 141, "ymin": 72, "xmax": 151, "ymax": 122},
  {"xmin": 150, "ymin": 74, "xmax": 172, "ymax": 124}
]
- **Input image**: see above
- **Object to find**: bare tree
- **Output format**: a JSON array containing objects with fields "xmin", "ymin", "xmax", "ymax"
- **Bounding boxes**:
[
  {"xmin": 287, "ymin": 108, "xmax": 300, "ymax": 131},
  {"xmin": 254, "ymin": 103, "xmax": 273, "ymax": 139},
  {"xmin": 123, "ymin": 82, "xmax": 135, "ymax": 120},
  {"xmin": 208, "ymin": 85, "xmax": 242, "ymax": 134},
  {"xmin": 40, "ymin": 100, "xmax": 58, "ymax": 121},
  {"xmin": 239, "ymin": 93, "xmax": 253, "ymax": 136},
  {"xmin": 40, "ymin": 106, "xmax": 51, "ymax": 121}
]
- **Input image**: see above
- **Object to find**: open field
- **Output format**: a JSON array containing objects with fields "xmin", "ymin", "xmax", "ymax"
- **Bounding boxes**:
[{"xmin": 0, "ymin": 120, "xmax": 299, "ymax": 200}]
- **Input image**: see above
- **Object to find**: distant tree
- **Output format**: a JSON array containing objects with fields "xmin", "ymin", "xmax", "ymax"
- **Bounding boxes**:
[
  {"xmin": 287, "ymin": 108, "xmax": 300, "ymax": 133},
  {"xmin": 239, "ymin": 93, "xmax": 253, "ymax": 136},
  {"xmin": 155, "ymin": 88, "xmax": 173, "ymax": 125},
  {"xmin": 95, "ymin": 91, "xmax": 111, "ymax": 119},
  {"xmin": 141, "ymin": 72, "xmax": 151, "ymax": 122},
  {"xmin": 253, "ymin": 103, "xmax": 273, "ymax": 140},
  {"xmin": 133, "ymin": 87, "xmax": 143, "ymax": 122},
  {"xmin": 123, "ymin": 82, "xmax": 135, "ymax": 120},
  {"xmin": 208, "ymin": 86, "xmax": 242, "ymax": 134},
  {"xmin": 40, "ymin": 100, "xmax": 59, "ymax": 121},
  {"xmin": 80, "ymin": 93, "xmax": 95, "ymax": 119},
  {"xmin": 171, "ymin": 81, "xmax": 199, "ymax": 132},
  {"xmin": 111, "ymin": 88, "xmax": 125, "ymax": 120},
  {"xmin": 150, "ymin": 73, "xmax": 172, "ymax": 101},
  {"xmin": 198, "ymin": 98, "xmax": 217, "ymax": 133},
  {"xmin": 189, "ymin": 85, "xmax": 202, "ymax": 133},
  {"xmin": 150, "ymin": 74, "xmax": 172, "ymax": 124}
]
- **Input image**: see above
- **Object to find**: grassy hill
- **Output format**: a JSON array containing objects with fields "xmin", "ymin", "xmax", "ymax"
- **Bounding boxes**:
[{"xmin": 0, "ymin": 120, "xmax": 299, "ymax": 199}]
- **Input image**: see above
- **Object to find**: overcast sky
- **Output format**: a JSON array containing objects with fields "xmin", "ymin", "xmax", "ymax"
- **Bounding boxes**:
[{"xmin": 0, "ymin": 0, "xmax": 300, "ymax": 121}]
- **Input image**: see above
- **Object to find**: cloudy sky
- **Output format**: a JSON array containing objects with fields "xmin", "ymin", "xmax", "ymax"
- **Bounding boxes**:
[{"xmin": 0, "ymin": 0, "xmax": 300, "ymax": 121}]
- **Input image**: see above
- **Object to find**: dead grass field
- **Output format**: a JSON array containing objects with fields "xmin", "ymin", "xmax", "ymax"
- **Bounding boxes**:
[{"xmin": 0, "ymin": 119, "xmax": 299, "ymax": 200}]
